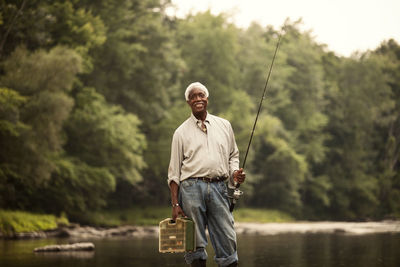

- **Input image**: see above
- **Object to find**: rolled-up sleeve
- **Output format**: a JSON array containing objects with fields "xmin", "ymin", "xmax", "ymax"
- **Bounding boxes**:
[
  {"xmin": 228, "ymin": 123, "xmax": 240, "ymax": 188},
  {"xmin": 167, "ymin": 131, "xmax": 183, "ymax": 188}
]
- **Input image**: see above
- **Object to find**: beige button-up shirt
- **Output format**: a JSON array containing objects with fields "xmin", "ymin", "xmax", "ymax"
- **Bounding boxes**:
[{"xmin": 168, "ymin": 113, "xmax": 240, "ymax": 189}]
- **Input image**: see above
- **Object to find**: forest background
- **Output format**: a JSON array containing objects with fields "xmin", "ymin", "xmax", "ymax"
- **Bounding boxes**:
[{"xmin": 0, "ymin": 0, "xmax": 399, "ymax": 224}]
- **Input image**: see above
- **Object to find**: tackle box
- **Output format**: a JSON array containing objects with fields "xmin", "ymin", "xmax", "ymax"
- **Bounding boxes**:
[{"xmin": 159, "ymin": 217, "xmax": 196, "ymax": 253}]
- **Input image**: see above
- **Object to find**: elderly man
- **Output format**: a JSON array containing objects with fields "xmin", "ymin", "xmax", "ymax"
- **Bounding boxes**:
[{"xmin": 168, "ymin": 82, "xmax": 246, "ymax": 267}]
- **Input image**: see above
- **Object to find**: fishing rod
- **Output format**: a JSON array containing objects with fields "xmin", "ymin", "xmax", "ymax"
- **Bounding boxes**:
[{"xmin": 229, "ymin": 31, "xmax": 283, "ymax": 212}]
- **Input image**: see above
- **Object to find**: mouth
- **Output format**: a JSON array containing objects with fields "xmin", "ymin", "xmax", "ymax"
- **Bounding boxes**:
[{"xmin": 194, "ymin": 101, "xmax": 204, "ymax": 108}]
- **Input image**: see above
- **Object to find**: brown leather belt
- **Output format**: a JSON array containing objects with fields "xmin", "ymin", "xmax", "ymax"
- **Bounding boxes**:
[{"xmin": 190, "ymin": 176, "xmax": 227, "ymax": 183}]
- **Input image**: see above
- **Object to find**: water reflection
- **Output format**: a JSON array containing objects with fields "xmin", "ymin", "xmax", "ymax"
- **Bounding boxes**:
[
  {"xmin": 1, "ymin": 233, "xmax": 399, "ymax": 267},
  {"xmin": 34, "ymin": 251, "xmax": 95, "ymax": 259},
  {"xmin": 237, "ymin": 233, "xmax": 400, "ymax": 267}
]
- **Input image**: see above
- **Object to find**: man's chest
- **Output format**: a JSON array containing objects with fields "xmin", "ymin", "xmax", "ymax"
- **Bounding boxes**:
[{"xmin": 181, "ymin": 125, "xmax": 230, "ymax": 159}]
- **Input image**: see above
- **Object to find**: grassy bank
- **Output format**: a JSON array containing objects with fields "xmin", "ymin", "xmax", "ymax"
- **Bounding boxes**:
[
  {"xmin": 0, "ymin": 207, "xmax": 294, "ymax": 235},
  {"xmin": 79, "ymin": 206, "xmax": 172, "ymax": 227},
  {"xmin": 234, "ymin": 208, "xmax": 295, "ymax": 223},
  {"xmin": 0, "ymin": 210, "xmax": 68, "ymax": 235},
  {"xmin": 81, "ymin": 207, "xmax": 294, "ymax": 227}
]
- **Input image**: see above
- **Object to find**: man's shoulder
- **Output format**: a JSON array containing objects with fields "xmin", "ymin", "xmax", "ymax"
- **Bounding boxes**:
[
  {"xmin": 209, "ymin": 114, "xmax": 231, "ymax": 127},
  {"xmin": 174, "ymin": 117, "xmax": 193, "ymax": 135}
]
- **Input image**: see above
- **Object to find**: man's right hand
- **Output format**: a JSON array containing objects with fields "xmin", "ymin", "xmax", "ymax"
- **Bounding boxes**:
[
  {"xmin": 172, "ymin": 204, "xmax": 186, "ymax": 221},
  {"xmin": 170, "ymin": 181, "xmax": 186, "ymax": 221}
]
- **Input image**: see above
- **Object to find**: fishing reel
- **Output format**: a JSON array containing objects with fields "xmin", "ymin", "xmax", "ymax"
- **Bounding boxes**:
[
  {"xmin": 232, "ymin": 188, "xmax": 243, "ymax": 200},
  {"xmin": 228, "ymin": 187, "xmax": 244, "ymax": 201},
  {"xmin": 228, "ymin": 187, "xmax": 243, "ymax": 212}
]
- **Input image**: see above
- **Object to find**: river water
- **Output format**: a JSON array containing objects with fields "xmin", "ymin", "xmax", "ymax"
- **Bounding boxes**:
[{"xmin": 1, "ymin": 233, "xmax": 400, "ymax": 267}]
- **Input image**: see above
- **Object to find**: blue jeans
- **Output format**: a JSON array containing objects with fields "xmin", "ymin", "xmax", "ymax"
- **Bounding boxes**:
[{"xmin": 179, "ymin": 179, "xmax": 238, "ymax": 267}]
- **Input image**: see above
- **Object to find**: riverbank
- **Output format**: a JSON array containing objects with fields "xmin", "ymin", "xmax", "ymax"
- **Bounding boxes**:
[
  {"xmin": 71, "ymin": 207, "xmax": 295, "ymax": 226},
  {"xmin": 0, "ymin": 207, "xmax": 294, "ymax": 238},
  {"xmin": 2, "ymin": 209, "xmax": 399, "ymax": 239},
  {"xmin": 235, "ymin": 220, "xmax": 400, "ymax": 235},
  {"xmin": 0, "ymin": 210, "xmax": 68, "ymax": 238},
  {"xmin": 2, "ymin": 220, "xmax": 400, "ymax": 240}
]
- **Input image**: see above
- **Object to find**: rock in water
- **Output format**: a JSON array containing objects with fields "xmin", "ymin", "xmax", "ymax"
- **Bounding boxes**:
[{"xmin": 34, "ymin": 242, "xmax": 95, "ymax": 252}]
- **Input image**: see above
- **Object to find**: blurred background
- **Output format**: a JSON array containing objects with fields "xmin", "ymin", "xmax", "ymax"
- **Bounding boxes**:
[{"xmin": 0, "ymin": 0, "xmax": 399, "ymax": 227}]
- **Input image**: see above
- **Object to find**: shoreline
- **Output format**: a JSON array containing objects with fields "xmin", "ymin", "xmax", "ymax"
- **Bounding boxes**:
[
  {"xmin": 2, "ymin": 220, "xmax": 400, "ymax": 240},
  {"xmin": 235, "ymin": 220, "xmax": 400, "ymax": 235}
]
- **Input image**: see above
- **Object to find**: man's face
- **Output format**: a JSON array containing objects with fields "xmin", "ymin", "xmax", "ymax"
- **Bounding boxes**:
[{"xmin": 187, "ymin": 88, "xmax": 208, "ymax": 114}]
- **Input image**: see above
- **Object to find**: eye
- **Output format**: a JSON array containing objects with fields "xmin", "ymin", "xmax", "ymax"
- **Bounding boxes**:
[{"xmin": 189, "ymin": 92, "xmax": 206, "ymax": 100}]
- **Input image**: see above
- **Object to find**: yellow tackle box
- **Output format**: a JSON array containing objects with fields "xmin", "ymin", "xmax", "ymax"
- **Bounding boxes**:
[{"xmin": 159, "ymin": 217, "xmax": 196, "ymax": 253}]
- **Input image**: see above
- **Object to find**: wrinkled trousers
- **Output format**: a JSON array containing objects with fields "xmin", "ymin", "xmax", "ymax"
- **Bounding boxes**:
[{"xmin": 179, "ymin": 179, "xmax": 238, "ymax": 267}]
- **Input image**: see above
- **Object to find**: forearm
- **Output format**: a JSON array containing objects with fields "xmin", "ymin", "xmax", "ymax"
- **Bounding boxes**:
[
  {"xmin": 169, "ymin": 181, "xmax": 186, "ymax": 220},
  {"xmin": 170, "ymin": 181, "xmax": 179, "ymax": 205}
]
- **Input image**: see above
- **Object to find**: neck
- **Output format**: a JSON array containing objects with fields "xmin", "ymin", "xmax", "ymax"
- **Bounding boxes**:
[{"xmin": 193, "ymin": 111, "xmax": 207, "ymax": 121}]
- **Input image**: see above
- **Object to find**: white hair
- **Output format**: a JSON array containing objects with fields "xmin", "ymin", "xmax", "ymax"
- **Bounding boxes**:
[{"xmin": 184, "ymin": 82, "xmax": 209, "ymax": 101}]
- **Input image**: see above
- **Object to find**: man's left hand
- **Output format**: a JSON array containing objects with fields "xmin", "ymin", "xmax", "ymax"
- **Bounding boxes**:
[{"xmin": 233, "ymin": 168, "xmax": 246, "ymax": 184}]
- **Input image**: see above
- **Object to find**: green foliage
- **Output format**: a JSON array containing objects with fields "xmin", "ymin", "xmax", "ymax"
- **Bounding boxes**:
[
  {"xmin": 236, "ymin": 23, "xmax": 292, "ymax": 112},
  {"xmin": 0, "ymin": 210, "xmax": 68, "ymax": 235},
  {"xmin": 84, "ymin": 0, "xmax": 188, "ymax": 204},
  {"xmin": 176, "ymin": 10, "xmax": 240, "ymax": 113},
  {"xmin": 42, "ymin": 157, "xmax": 116, "ymax": 217},
  {"xmin": 323, "ymin": 52, "xmax": 394, "ymax": 219},
  {"xmin": 46, "ymin": 1, "xmax": 106, "ymax": 72},
  {"xmin": 65, "ymin": 87, "xmax": 146, "ymax": 185},
  {"xmin": 80, "ymin": 0, "xmax": 183, "ymax": 125},
  {"xmin": 0, "ymin": 1, "xmax": 399, "ymax": 222},
  {"xmin": 80, "ymin": 206, "xmax": 172, "ymax": 227},
  {"xmin": 0, "ymin": 88, "xmax": 28, "ymax": 137},
  {"xmin": 251, "ymin": 116, "xmax": 308, "ymax": 215},
  {"xmin": 0, "ymin": 88, "xmax": 29, "ymax": 208},
  {"xmin": 0, "ymin": 45, "xmax": 82, "ymax": 210},
  {"xmin": 374, "ymin": 39, "xmax": 400, "ymax": 217},
  {"xmin": 220, "ymin": 90, "xmax": 255, "ymax": 160},
  {"xmin": 234, "ymin": 208, "xmax": 295, "ymax": 223},
  {"xmin": 1, "ymin": 46, "xmax": 81, "ymax": 95},
  {"xmin": 279, "ymin": 21, "xmax": 328, "ymax": 164},
  {"xmin": 141, "ymin": 101, "xmax": 189, "ymax": 203},
  {"xmin": 0, "ymin": 0, "xmax": 106, "ymax": 70}
]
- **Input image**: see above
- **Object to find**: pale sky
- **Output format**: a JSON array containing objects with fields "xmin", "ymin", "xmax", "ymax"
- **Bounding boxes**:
[{"xmin": 167, "ymin": 0, "xmax": 400, "ymax": 57}]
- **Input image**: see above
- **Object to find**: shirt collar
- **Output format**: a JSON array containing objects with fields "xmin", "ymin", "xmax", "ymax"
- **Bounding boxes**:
[{"xmin": 191, "ymin": 112, "xmax": 210, "ymax": 124}]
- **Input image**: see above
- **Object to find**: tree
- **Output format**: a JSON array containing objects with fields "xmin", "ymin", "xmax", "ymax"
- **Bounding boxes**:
[
  {"xmin": 65, "ymin": 87, "xmax": 147, "ymax": 207},
  {"xmin": 79, "ymin": 0, "xmax": 183, "ymax": 126},
  {"xmin": 0, "ymin": 0, "xmax": 106, "ymax": 69},
  {"xmin": 41, "ymin": 157, "xmax": 115, "ymax": 219},
  {"xmin": 236, "ymin": 22, "xmax": 291, "ymax": 113},
  {"xmin": 323, "ymin": 53, "xmax": 394, "ymax": 219},
  {"xmin": 278, "ymin": 21, "xmax": 328, "ymax": 164},
  {"xmin": 374, "ymin": 39, "xmax": 400, "ymax": 217},
  {"xmin": 176, "ymin": 10, "xmax": 240, "ymax": 113},
  {"xmin": 0, "ymin": 88, "xmax": 28, "ymax": 208},
  {"xmin": 235, "ymin": 21, "xmax": 330, "ymax": 217},
  {"xmin": 142, "ymin": 100, "xmax": 189, "ymax": 204},
  {"xmin": 0, "ymin": 45, "xmax": 82, "ymax": 209},
  {"xmin": 0, "ymin": 46, "xmax": 81, "ymax": 179},
  {"xmin": 249, "ymin": 114, "xmax": 307, "ymax": 215}
]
